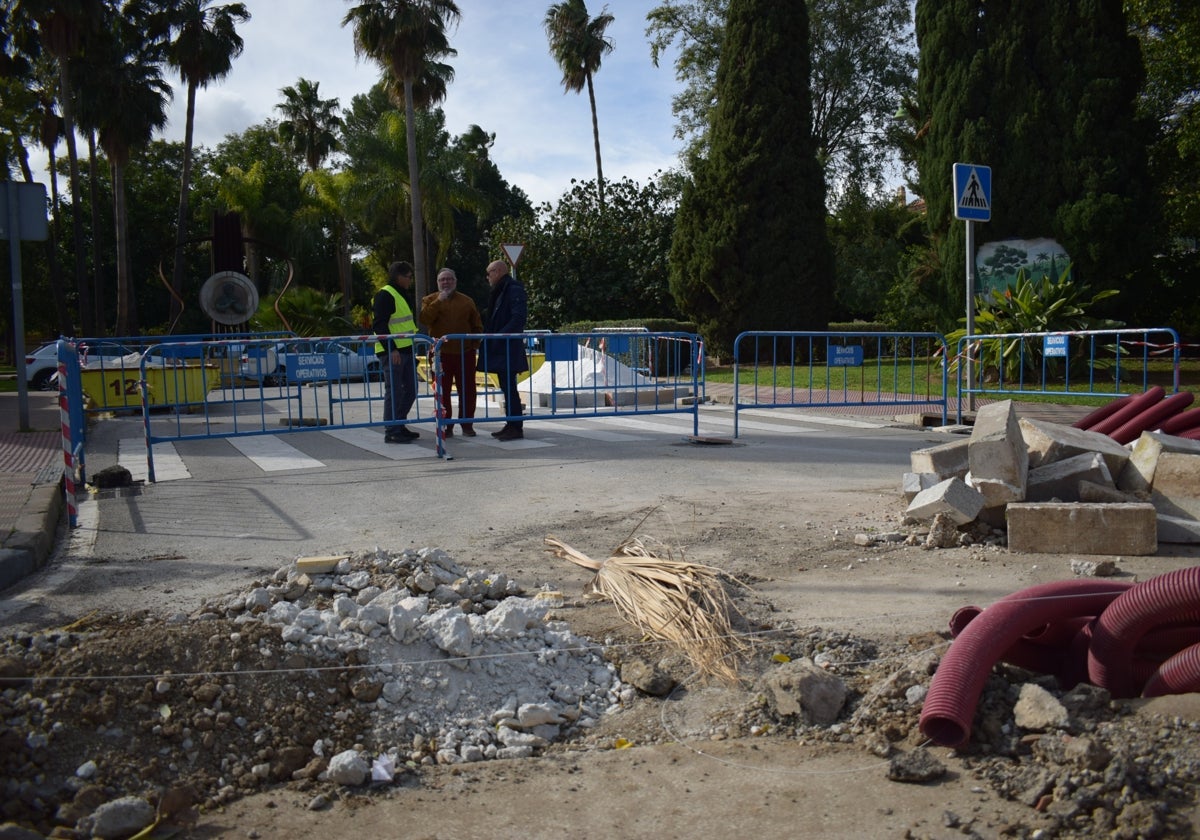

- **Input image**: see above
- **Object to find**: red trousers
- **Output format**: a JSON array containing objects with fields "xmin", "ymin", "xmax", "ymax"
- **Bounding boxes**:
[{"xmin": 436, "ymin": 352, "xmax": 477, "ymax": 424}]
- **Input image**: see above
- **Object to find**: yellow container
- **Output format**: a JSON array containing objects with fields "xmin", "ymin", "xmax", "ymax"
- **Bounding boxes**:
[{"xmin": 80, "ymin": 363, "xmax": 219, "ymax": 410}]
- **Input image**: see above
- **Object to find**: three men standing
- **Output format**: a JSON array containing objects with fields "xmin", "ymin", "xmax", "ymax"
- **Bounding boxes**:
[{"xmin": 375, "ymin": 258, "xmax": 527, "ymax": 443}]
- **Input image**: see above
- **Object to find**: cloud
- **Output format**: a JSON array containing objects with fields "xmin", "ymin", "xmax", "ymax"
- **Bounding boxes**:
[{"xmin": 28, "ymin": 0, "xmax": 687, "ymax": 209}]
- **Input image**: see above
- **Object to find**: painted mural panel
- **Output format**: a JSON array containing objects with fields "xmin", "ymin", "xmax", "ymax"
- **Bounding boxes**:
[{"xmin": 976, "ymin": 238, "xmax": 1071, "ymax": 295}]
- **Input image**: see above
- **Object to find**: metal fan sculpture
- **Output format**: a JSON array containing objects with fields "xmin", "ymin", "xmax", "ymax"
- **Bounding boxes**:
[
  {"xmin": 159, "ymin": 211, "xmax": 293, "ymax": 334},
  {"xmin": 199, "ymin": 271, "xmax": 259, "ymax": 326}
]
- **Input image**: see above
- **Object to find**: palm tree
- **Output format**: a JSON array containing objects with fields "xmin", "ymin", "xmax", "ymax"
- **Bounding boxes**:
[
  {"xmin": 296, "ymin": 168, "xmax": 355, "ymax": 318},
  {"xmin": 162, "ymin": 0, "xmax": 249, "ymax": 329},
  {"xmin": 15, "ymin": 0, "xmax": 102, "ymax": 334},
  {"xmin": 544, "ymin": 0, "xmax": 614, "ymax": 209},
  {"xmin": 342, "ymin": 0, "xmax": 461, "ymax": 306},
  {"xmin": 276, "ymin": 77, "xmax": 344, "ymax": 172},
  {"xmin": 85, "ymin": 1, "xmax": 172, "ymax": 335}
]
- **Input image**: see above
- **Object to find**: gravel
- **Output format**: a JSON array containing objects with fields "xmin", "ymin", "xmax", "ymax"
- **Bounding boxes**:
[{"xmin": 1, "ymin": 547, "xmax": 1198, "ymax": 839}]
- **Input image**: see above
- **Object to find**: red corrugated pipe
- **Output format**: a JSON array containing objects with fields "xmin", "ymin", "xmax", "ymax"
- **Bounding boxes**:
[
  {"xmin": 1087, "ymin": 566, "xmax": 1200, "ymax": 697},
  {"xmin": 920, "ymin": 580, "xmax": 1132, "ymax": 748},
  {"xmin": 1109, "ymin": 391, "xmax": 1194, "ymax": 445},
  {"xmin": 1088, "ymin": 387, "xmax": 1165, "ymax": 436},
  {"xmin": 1143, "ymin": 643, "xmax": 1200, "ymax": 697}
]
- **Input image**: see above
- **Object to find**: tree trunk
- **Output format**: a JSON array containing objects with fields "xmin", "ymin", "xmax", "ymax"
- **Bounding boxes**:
[
  {"xmin": 586, "ymin": 71, "xmax": 605, "ymax": 211},
  {"xmin": 87, "ymin": 132, "xmax": 105, "ymax": 334},
  {"xmin": 59, "ymin": 60, "xmax": 93, "ymax": 335},
  {"xmin": 170, "ymin": 80, "xmax": 198, "ymax": 330},
  {"xmin": 338, "ymin": 227, "xmax": 352, "ymax": 320},
  {"xmin": 404, "ymin": 76, "xmax": 427, "ymax": 317},
  {"xmin": 113, "ymin": 163, "xmax": 131, "ymax": 336},
  {"xmin": 44, "ymin": 146, "xmax": 73, "ymax": 336}
]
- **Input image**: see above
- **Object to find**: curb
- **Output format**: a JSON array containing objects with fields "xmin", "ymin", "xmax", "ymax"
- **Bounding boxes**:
[{"xmin": 0, "ymin": 480, "xmax": 64, "ymax": 591}]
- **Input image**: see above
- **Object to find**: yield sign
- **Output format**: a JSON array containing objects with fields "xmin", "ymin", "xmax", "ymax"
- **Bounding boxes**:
[{"xmin": 501, "ymin": 242, "xmax": 525, "ymax": 266}]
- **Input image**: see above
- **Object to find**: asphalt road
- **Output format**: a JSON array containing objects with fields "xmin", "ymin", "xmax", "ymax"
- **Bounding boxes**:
[{"xmin": 0, "ymin": 399, "xmax": 943, "ymax": 629}]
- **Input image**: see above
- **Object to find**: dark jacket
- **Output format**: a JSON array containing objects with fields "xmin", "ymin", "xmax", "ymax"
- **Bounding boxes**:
[{"xmin": 480, "ymin": 274, "xmax": 529, "ymax": 374}]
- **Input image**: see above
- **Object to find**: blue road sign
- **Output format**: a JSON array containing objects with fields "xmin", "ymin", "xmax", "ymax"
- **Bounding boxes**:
[{"xmin": 953, "ymin": 163, "xmax": 992, "ymax": 222}]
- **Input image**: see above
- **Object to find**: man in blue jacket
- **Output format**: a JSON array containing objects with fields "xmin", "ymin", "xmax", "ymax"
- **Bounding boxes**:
[{"xmin": 480, "ymin": 259, "xmax": 528, "ymax": 441}]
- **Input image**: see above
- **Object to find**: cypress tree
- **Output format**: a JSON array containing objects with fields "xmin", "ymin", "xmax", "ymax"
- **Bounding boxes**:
[
  {"xmin": 669, "ymin": 0, "xmax": 835, "ymax": 359},
  {"xmin": 914, "ymin": 0, "xmax": 1152, "ymax": 327}
]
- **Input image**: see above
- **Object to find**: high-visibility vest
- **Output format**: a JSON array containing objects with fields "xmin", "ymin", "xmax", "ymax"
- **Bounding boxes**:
[{"xmin": 373, "ymin": 285, "xmax": 415, "ymax": 353}]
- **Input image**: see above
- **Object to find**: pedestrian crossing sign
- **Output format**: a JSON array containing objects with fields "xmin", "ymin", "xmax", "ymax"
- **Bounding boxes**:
[{"xmin": 953, "ymin": 163, "xmax": 992, "ymax": 222}]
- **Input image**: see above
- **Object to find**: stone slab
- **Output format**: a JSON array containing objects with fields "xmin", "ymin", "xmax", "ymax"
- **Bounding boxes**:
[
  {"xmin": 1018, "ymin": 416, "xmax": 1131, "ymax": 478},
  {"xmin": 1025, "ymin": 452, "xmax": 1114, "ymax": 503},
  {"xmin": 1156, "ymin": 513, "xmax": 1200, "ymax": 545},
  {"xmin": 968, "ymin": 401, "xmax": 1028, "ymax": 506},
  {"xmin": 905, "ymin": 477, "xmax": 985, "ymax": 525},
  {"xmin": 1147, "ymin": 452, "xmax": 1200, "ymax": 520},
  {"xmin": 909, "ymin": 438, "xmax": 970, "ymax": 480},
  {"xmin": 1006, "ymin": 502, "xmax": 1157, "ymax": 555},
  {"xmin": 1118, "ymin": 431, "xmax": 1200, "ymax": 493}
]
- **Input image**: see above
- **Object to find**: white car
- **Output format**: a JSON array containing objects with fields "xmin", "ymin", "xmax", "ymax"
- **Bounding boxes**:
[{"xmin": 24, "ymin": 340, "xmax": 134, "ymax": 390}]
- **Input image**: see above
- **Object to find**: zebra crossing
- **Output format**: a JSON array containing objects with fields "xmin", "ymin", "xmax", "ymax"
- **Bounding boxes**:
[{"xmin": 114, "ymin": 410, "xmax": 828, "ymax": 482}]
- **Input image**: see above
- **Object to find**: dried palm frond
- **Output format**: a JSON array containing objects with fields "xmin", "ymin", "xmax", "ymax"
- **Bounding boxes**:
[{"xmin": 545, "ymin": 534, "xmax": 748, "ymax": 684}]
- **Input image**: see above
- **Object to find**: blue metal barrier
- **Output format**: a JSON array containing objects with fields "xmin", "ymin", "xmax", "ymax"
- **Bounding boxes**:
[
  {"xmin": 58, "ymin": 330, "xmax": 707, "ymax": 480},
  {"xmin": 430, "ymin": 330, "xmax": 704, "ymax": 456},
  {"xmin": 731, "ymin": 331, "xmax": 950, "ymax": 437},
  {"xmin": 953, "ymin": 327, "xmax": 1182, "ymax": 423}
]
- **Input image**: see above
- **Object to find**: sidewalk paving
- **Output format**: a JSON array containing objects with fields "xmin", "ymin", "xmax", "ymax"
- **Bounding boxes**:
[{"xmin": 0, "ymin": 388, "xmax": 67, "ymax": 590}]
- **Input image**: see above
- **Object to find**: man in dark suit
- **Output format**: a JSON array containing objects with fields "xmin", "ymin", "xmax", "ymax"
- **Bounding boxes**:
[{"xmin": 480, "ymin": 259, "xmax": 528, "ymax": 441}]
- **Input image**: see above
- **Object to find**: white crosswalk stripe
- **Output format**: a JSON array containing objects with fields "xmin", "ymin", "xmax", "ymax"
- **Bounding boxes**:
[
  {"xmin": 323, "ymin": 428, "xmax": 430, "ymax": 460},
  {"xmin": 118, "ymin": 409, "xmax": 838, "ymax": 482},
  {"xmin": 119, "ymin": 438, "xmax": 189, "ymax": 482},
  {"xmin": 228, "ymin": 435, "xmax": 324, "ymax": 472}
]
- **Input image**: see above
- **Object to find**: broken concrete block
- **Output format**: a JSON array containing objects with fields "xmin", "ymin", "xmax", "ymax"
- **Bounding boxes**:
[
  {"xmin": 906, "ymin": 477, "xmax": 985, "ymax": 525},
  {"xmin": 909, "ymin": 438, "xmax": 970, "ymax": 480},
  {"xmin": 296, "ymin": 555, "xmax": 349, "ymax": 574},
  {"xmin": 1078, "ymin": 480, "xmax": 1142, "ymax": 504},
  {"xmin": 1006, "ymin": 503, "xmax": 1157, "ymax": 555},
  {"xmin": 968, "ymin": 400, "xmax": 1028, "ymax": 507},
  {"xmin": 965, "ymin": 471, "xmax": 1025, "ymax": 510},
  {"xmin": 1146, "ymin": 452, "xmax": 1200, "ymax": 520},
  {"xmin": 1025, "ymin": 452, "xmax": 1114, "ymax": 503},
  {"xmin": 1019, "ymin": 417, "xmax": 1131, "ymax": 478},
  {"xmin": 1156, "ymin": 513, "xmax": 1200, "ymax": 545},
  {"xmin": 1118, "ymin": 431, "xmax": 1200, "ymax": 493},
  {"xmin": 902, "ymin": 472, "xmax": 941, "ymax": 502}
]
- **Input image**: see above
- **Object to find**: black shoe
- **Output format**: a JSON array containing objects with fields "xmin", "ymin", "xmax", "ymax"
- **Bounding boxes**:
[
  {"xmin": 461, "ymin": 425, "xmax": 476, "ymax": 437},
  {"xmin": 395, "ymin": 426, "xmax": 419, "ymax": 439},
  {"xmin": 384, "ymin": 434, "xmax": 412, "ymax": 444},
  {"xmin": 495, "ymin": 426, "xmax": 524, "ymax": 441},
  {"xmin": 491, "ymin": 425, "xmax": 508, "ymax": 438}
]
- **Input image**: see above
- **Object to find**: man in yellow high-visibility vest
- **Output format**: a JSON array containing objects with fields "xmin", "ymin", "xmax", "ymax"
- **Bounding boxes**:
[{"xmin": 373, "ymin": 261, "xmax": 418, "ymax": 442}]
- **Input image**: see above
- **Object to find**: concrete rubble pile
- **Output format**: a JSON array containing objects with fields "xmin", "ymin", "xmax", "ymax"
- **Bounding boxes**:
[
  {"xmin": 903, "ymin": 400, "xmax": 1200, "ymax": 553},
  {"xmin": 239, "ymin": 547, "xmax": 625, "ymax": 771}
]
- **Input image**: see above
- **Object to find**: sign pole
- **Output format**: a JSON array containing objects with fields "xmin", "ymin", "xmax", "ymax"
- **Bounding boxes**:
[
  {"xmin": 965, "ymin": 218, "xmax": 976, "ymax": 413},
  {"xmin": 953, "ymin": 163, "xmax": 991, "ymax": 416},
  {"xmin": 6, "ymin": 182, "xmax": 31, "ymax": 430}
]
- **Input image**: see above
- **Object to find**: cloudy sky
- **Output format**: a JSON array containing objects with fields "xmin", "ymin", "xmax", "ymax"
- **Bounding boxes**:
[{"xmin": 155, "ymin": 0, "xmax": 687, "ymax": 207}]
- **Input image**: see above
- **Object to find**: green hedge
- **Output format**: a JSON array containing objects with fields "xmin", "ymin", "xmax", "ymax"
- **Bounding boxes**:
[{"xmin": 557, "ymin": 318, "xmax": 698, "ymax": 334}]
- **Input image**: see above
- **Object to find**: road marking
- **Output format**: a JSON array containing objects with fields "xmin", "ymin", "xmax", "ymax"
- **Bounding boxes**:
[
  {"xmin": 532, "ymin": 421, "xmax": 650, "ymax": 442},
  {"xmin": 120, "ymin": 438, "xmax": 189, "ymax": 482},
  {"xmin": 228, "ymin": 435, "xmax": 324, "ymax": 472},
  {"xmin": 322, "ymin": 428, "xmax": 431, "ymax": 460}
]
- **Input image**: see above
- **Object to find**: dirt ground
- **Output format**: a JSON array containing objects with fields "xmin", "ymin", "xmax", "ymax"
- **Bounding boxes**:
[{"xmin": 4, "ymin": 486, "xmax": 1200, "ymax": 840}]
